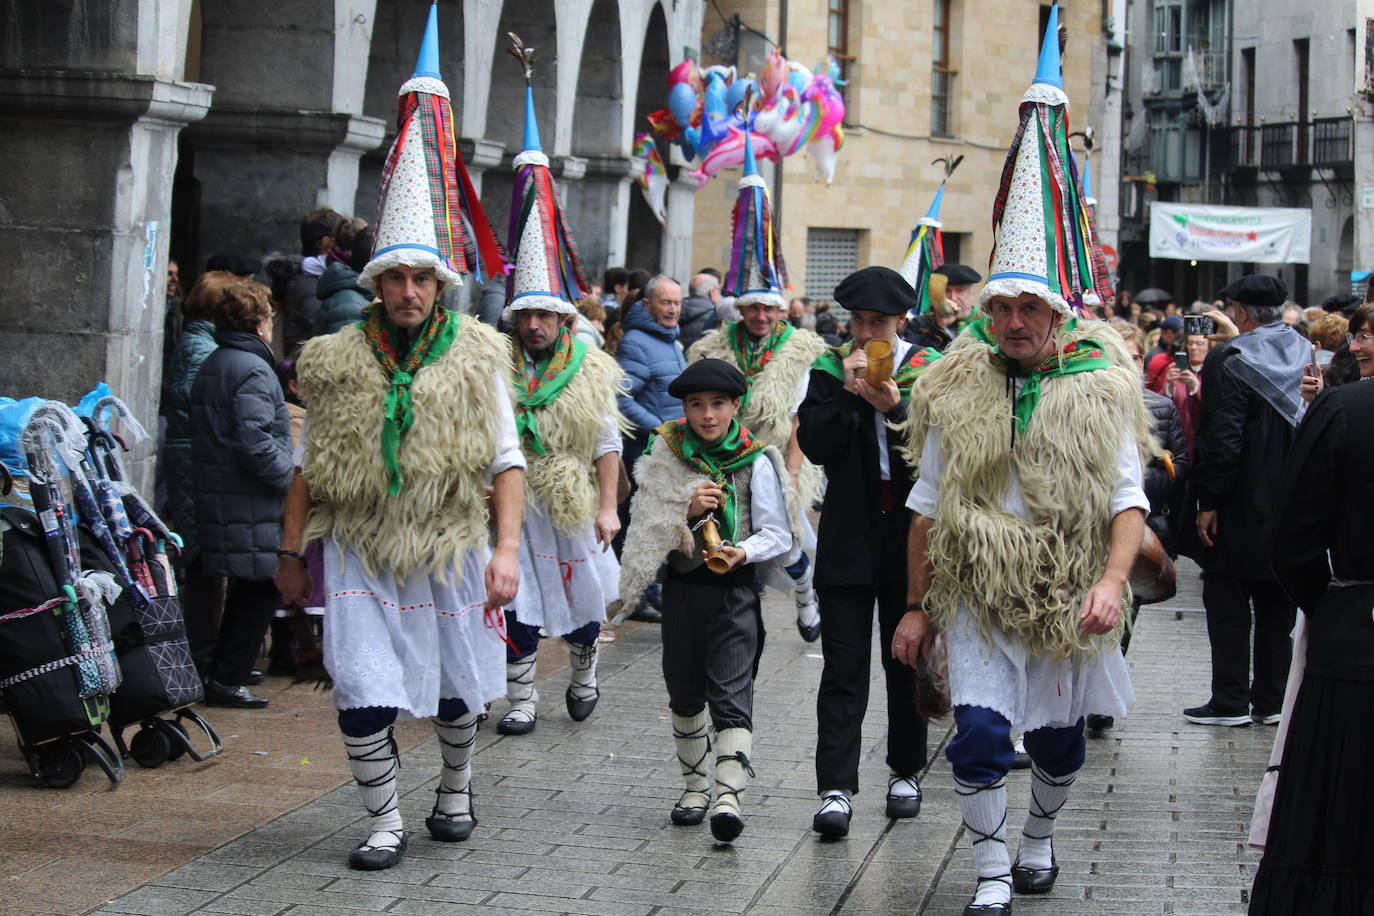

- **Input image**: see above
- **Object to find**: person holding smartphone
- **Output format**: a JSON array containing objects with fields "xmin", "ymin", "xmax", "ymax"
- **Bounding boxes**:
[{"xmin": 1151, "ymin": 321, "xmax": 1212, "ymax": 457}]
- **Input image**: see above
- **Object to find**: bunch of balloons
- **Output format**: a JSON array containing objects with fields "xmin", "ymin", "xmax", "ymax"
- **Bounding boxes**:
[
  {"xmin": 631, "ymin": 133, "xmax": 668, "ymax": 225},
  {"xmin": 640, "ymin": 51, "xmax": 847, "ymax": 191}
]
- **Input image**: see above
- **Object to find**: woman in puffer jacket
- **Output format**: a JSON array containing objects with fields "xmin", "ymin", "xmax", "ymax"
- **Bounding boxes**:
[
  {"xmin": 189, "ymin": 279, "xmax": 294, "ymax": 708},
  {"xmin": 160, "ymin": 270, "xmax": 236, "ymax": 676}
]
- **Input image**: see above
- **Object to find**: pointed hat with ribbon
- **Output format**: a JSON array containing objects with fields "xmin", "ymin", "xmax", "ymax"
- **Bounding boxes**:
[
  {"xmin": 361, "ymin": 2, "xmax": 507, "ymax": 289},
  {"xmin": 898, "ymin": 156, "xmax": 962, "ymax": 315},
  {"xmin": 503, "ymin": 33, "xmax": 591, "ymax": 320},
  {"xmin": 723, "ymin": 93, "xmax": 788, "ymax": 309},
  {"xmin": 981, "ymin": 2, "xmax": 1111, "ymax": 316}
]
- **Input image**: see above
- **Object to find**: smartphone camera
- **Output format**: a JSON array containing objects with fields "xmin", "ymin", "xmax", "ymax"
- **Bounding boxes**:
[
  {"xmin": 1174, "ymin": 353, "xmax": 1189, "ymax": 371},
  {"xmin": 1184, "ymin": 315, "xmax": 1215, "ymax": 336}
]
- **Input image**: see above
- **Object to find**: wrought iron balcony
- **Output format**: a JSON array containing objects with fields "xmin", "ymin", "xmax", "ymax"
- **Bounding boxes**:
[{"xmin": 1207, "ymin": 118, "xmax": 1353, "ymax": 175}]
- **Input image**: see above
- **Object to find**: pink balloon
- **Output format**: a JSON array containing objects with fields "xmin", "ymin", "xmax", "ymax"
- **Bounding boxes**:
[{"xmin": 686, "ymin": 128, "xmax": 779, "ymax": 189}]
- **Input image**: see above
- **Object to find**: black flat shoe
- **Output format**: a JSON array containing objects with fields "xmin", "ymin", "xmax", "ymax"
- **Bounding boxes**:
[
  {"xmin": 348, "ymin": 832, "xmax": 406, "ymax": 870},
  {"xmin": 671, "ymin": 791, "xmax": 707, "ymax": 826},
  {"xmin": 796, "ymin": 619, "xmax": 821, "ymax": 643},
  {"xmin": 496, "ymin": 711, "xmax": 536, "ymax": 735},
  {"xmin": 565, "ymin": 686, "xmax": 599, "ymax": 722},
  {"xmin": 963, "ymin": 902, "xmax": 1012, "ymax": 914},
  {"xmin": 1086, "ymin": 713, "xmax": 1114, "ymax": 734},
  {"xmin": 709, "ymin": 810, "xmax": 744, "ymax": 842},
  {"xmin": 203, "ymin": 679, "xmax": 269, "ymax": 709},
  {"xmin": 813, "ymin": 794, "xmax": 851, "ymax": 838},
  {"xmin": 885, "ymin": 775, "xmax": 922, "ymax": 818},
  {"xmin": 1011, "ymin": 861, "xmax": 1058, "ymax": 895},
  {"xmin": 426, "ymin": 810, "xmax": 476, "ymax": 842}
]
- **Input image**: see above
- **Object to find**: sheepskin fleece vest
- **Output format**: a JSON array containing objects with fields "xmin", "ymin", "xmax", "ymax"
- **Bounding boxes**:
[
  {"xmin": 900, "ymin": 319, "xmax": 1156, "ymax": 657},
  {"xmin": 297, "ymin": 318, "xmax": 508, "ymax": 580},
  {"xmin": 618, "ymin": 443, "xmax": 795, "ymax": 606},
  {"xmin": 688, "ymin": 325, "xmax": 828, "ymax": 503},
  {"xmin": 517, "ymin": 345, "xmax": 629, "ymax": 534}
]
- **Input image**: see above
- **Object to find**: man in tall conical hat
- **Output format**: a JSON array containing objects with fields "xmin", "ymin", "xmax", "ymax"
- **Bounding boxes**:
[
  {"xmin": 687, "ymin": 111, "xmax": 828, "ymax": 643},
  {"xmin": 900, "ymin": 162, "xmax": 983, "ymax": 352},
  {"xmin": 891, "ymin": 6, "xmax": 1152, "ymax": 912},
  {"xmin": 276, "ymin": 3, "xmax": 523, "ymax": 873},
  {"xmin": 494, "ymin": 35, "xmax": 628, "ymax": 737}
]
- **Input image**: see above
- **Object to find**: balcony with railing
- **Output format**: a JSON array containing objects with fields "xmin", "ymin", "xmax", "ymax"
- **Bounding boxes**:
[{"xmin": 1208, "ymin": 117, "xmax": 1354, "ymax": 177}]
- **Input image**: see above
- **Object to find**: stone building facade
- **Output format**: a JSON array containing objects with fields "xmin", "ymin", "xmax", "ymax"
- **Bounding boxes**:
[
  {"xmin": 685, "ymin": 1, "xmax": 1106, "ymax": 306},
  {"xmin": 1118, "ymin": 0, "xmax": 1373, "ymax": 306},
  {"xmin": 0, "ymin": 0, "xmax": 704, "ymax": 489}
]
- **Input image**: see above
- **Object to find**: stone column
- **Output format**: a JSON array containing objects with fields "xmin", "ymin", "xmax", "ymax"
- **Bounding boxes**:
[{"xmin": 0, "ymin": 71, "xmax": 212, "ymax": 491}]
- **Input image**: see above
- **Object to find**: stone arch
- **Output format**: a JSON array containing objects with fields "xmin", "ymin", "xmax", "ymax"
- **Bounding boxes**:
[
  {"xmin": 625, "ymin": 1, "xmax": 669, "ymax": 272},
  {"xmin": 356, "ymin": 0, "xmax": 466, "ymax": 221},
  {"xmin": 571, "ymin": 0, "xmax": 623, "ymax": 158}
]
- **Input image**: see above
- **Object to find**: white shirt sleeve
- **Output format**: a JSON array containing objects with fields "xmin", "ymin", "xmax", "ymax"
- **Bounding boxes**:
[
  {"xmin": 487, "ymin": 370, "xmax": 528, "ymax": 480},
  {"xmin": 875, "ymin": 337, "xmax": 914, "ymax": 481},
  {"xmin": 904, "ymin": 426, "xmax": 943, "ymax": 518},
  {"xmin": 735, "ymin": 456, "xmax": 792, "ymax": 565},
  {"xmin": 1110, "ymin": 427, "xmax": 1150, "ymax": 517},
  {"xmin": 594, "ymin": 412, "xmax": 622, "ymax": 459},
  {"xmin": 793, "ymin": 370, "xmax": 810, "ymax": 412}
]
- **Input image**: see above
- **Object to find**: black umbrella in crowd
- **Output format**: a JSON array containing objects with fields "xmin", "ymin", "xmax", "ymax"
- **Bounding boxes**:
[{"xmin": 1134, "ymin": 287, "xmax": 1173, "ymax": 305}]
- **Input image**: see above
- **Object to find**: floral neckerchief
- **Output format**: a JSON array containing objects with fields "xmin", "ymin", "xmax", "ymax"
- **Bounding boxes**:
[
  {"xmin": 967, "ymin": 314, "xmax": 1114, "ymax": 438},
  {"xmin": 647, "ymin": 417, "xmax": 768, "ymax": 541},
  {"xmin": 730, "ymin": 320, "xmax": 794, "ymax": 407},
  {"xmin": 359, "ymin": 302, "xmax": 459, "ymax": 496},
  {"xmin": 511, "ymin": 325, "xmax": 587, "ymax": 455}
]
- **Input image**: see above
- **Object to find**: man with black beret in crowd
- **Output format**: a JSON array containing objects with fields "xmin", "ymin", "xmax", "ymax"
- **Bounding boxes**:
[
  {"xmin": 1184, "ymin": 273, "xmax": 1305, "ymax": 728},
  {"xmin": 618, "ymin": 358, "xmax": 803, "ymax": 844},
  {"xmin": 797, "ymin": 265, "xmax": 941, "ymax": 837},
  {"xmin": 905, "ymin": 263, "xmax": 983, "ymax": 352}
]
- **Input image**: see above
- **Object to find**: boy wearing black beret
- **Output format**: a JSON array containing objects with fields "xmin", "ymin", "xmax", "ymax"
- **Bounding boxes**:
[
  {"xmin": 618, "ymin": 359, "xmax": 802, "ymax": 843},
  {"xmin": 798, "ymin": 266, "xmax": 942, "ymax": 837}
]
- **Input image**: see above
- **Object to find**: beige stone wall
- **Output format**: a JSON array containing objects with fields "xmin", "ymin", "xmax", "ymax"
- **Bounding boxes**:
[{"xmin": 689, "ymin": 1, "xmax": 1101, "ymax": 300}]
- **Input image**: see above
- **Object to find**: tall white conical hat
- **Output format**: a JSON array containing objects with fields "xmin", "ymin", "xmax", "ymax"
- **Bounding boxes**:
[
  {"xmin": 722, "ymin": 110, "xmax": 788, "ymax": 309},
  {"xmin": 362, "ymin": 3, "xmax": 506, "ymax": 289},
  {"xmin": 504, "ymin": 34, "xmax": 589, "ymax": 320},
  {"xmin": 980, "ymin": 3, "xmax": 1112, "ymax": 317}
]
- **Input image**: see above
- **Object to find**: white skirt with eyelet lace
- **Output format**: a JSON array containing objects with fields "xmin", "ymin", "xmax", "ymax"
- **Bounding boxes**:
[
  {"xmin": 507, "ymin": 497, "xmax": 618, "ymax": 637},
  {"xmin": 321, "ymin": 537, "xmax": 507, "ymax": 719},
  {"xmin": 945, "ymin": 602, "xmax": 1135, "ymax": 734}
]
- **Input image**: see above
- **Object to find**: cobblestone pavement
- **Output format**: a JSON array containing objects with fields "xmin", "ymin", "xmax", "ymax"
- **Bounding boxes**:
[{"xmin": 85, "ymin": 561, "xmax": 1273, "ymax": 916}]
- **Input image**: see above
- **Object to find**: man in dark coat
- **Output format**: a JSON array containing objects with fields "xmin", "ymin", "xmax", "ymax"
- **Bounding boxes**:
[
  {"xmin": 903, "ymin": 263, "xmax": 981, "ymax": 352},
  {"xmin": 1184, "ymin": 274, "xmax": 1305, "ymax": 727},
  {"xmin": 798, "ymin": 266, "xmax": 940, "ymax": 837},
  {"xmin": 190, "ymin": 279, "xmax": 294, "ymax": 708}
]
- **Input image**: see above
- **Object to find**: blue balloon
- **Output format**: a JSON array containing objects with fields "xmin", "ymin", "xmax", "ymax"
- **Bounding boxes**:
[
  {"xmin": 679, "ymin": 126, "xmax": 700, "ymax": 161},
  {"xmin": 725, "ymin": 77, "xmax": 756, "ymax": 116},
  {"xmin": 668, "ymin": 82, "xmax": 696, "ymax": 128}
]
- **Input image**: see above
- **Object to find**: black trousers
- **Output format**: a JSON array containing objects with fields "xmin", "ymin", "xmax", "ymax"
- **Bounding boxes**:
[
  {"xmin": 1202, "ymin": 571, "xmax": 1296, "ymax": 715},
  {"xmin": 816, "ymin": 573, "xmax": 929, "ymax": 795},
  {"xmin": 210, "ymin": 577, "xmax": 281, "ymax": 685},
  {"xmin": 660, "ymin": 575, "xmax": 762, "ymax": 732}
]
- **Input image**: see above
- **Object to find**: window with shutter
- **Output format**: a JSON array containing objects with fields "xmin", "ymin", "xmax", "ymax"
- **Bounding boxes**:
[{"xmin": 806, "ymin": 228, "xmax": 860, "ymax": 317}]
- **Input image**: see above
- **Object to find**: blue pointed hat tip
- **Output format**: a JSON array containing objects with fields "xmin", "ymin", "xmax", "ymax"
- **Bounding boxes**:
[
  {"xmin": 924, "ymin": 183, "xmax": 946, "ymax": 220},
  {"xmin": 1032, "ymin": 3, "xmax": 1063, "ymax": 89},
  {"xmin": 413, "ymin": 3, "xmax": 442, "ymax": 79},
  {"xmin": 742, "ymin": 126, "xmax": 759, "ymax": 177},
  {"xmin": 1081, "ymin": 154, "xmax": 1093, "ymax": 196},
  {"xmin": 522, "ymin": 85, "xmax": 543, "ymax": 152}
]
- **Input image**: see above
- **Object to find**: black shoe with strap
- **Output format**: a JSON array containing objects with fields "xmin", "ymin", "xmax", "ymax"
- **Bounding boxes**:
[
  {"xmin": 1011, "ymin": 858, "xmax": 1058, "ymax": 894},
  {"xmin": 348, "ymin": 831, "xmax": 406, "ymax": 870},
  {"xmin": 204, "ymin": 679, "xmax": 269, "ymax": 709}
]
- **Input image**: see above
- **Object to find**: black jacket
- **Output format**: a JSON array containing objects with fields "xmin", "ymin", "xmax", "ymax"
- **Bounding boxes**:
[
  {"xmin": 797, "ymin": 349, "xmax": 920, "ymax": 588},
  {"xmin": 1142, "ymin": 387, "xmax": 1189, "ymax": 550},
  {"xmin": 1186, "ymin": 342, "xmax": 1299, "ymax": 577},
  {"xmin": 677, "ymin": 295, "xmax": 718, "ymax": 353},
  {"xmin": 189, "ymin": 330, "xmax": 294, "ymax": 580}
]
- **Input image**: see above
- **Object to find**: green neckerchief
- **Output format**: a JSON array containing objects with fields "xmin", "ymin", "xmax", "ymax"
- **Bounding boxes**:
[
  {"xmin": 647, "ymin": 417, "xmax": 768, "ymax": 541},
  {"xmin": 812, "ymin": 339, "xmax": 942, "ymax": 396},
  {"xmin": 512, "ymin": 325, "xmax": 587, "ymax": 456},
  {"xmin": 967, "ymin": 314, "xmax": 1113, "ymax": 435},
  {"xmin": 730, "ymin": 320, "xmax": 793, "ymax": 408},
  {"xmin": 358, "ymin": 302, "xmax": 459, "ymax": 495}
]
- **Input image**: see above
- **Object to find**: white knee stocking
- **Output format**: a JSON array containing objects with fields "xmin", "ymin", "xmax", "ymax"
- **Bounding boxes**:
[
  {"xmin": 955, "ymin": 774, "xmax": 1011, "ymax": 907},
  {"xmin": 344, "ymin": 728, "xmax": 403, "ymax": 849},
  {"xmin": 432, "ymin": 713, "xmax": 478, "ymax": 819},
  {"xmin": 1018, "ymin": 764, "xmax": 1077, "ymax": 870}
]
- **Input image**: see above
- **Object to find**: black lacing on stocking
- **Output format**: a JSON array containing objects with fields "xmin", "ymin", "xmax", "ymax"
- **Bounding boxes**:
[
  {"xmin": 346, "ymin": 730, "xmax": 402, "ymax": 850},
  {"xmin": 673, "ymin": 721, "xmax": 711, "ymax": 813},
  {"xmin": 956, "ymin": 776, "xmax": 1011, "ymax": 893},
  {"xmin": 566, "ymin": 640, "xmax": 599, "ymax": 701},
  {"xmin": 1023, "ymin": 766, "xmax": 1076, "ymax": 841},
  {"xmin": 712, "ymin": 750, "xmax": 756, "ymax": 810},
  {"xmin": 432, "ymin": 719, "xmax": 476, "ymax": 822}
]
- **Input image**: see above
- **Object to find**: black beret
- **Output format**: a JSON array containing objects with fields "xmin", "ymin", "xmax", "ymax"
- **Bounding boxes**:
[
  {"xmin": 832, "ymin": 266, "xmax": 916, "ymax": 316},
  {"xmin": 668, "ymin": 358, "xmax": 748, "ymax": 398},
  {"xmin": 1218, "ymin": 274, "xmax": 1288, "ymax": 307},
  {"xmin": 933, "ymin": 263, "xmax": 982, "ymax": 286},
  {"xmin": 1322, "ymin": 293, "xmax": 1362, "ymax": 314}
]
